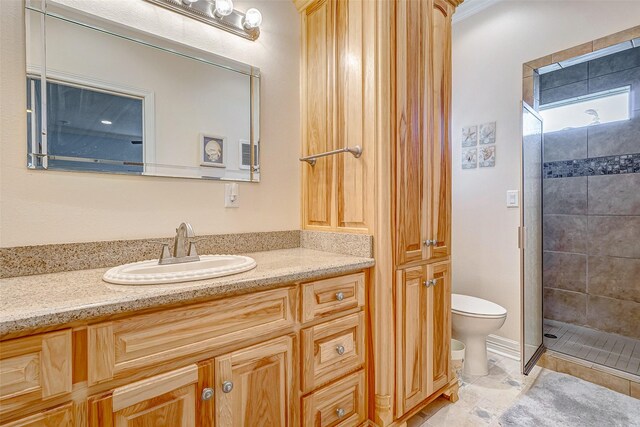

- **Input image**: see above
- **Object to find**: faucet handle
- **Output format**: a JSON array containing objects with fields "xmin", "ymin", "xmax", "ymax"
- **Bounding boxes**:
[
  {"xmin": 186, "ymin": 238, "xmax": 206, "ymax": 257},
  {"xmin": 146, "ymin": 241, "xmax": 172, "ymax": 262}
]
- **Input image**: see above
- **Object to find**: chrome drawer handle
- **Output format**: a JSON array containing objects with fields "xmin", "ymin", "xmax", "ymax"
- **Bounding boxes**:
[
  {"xmin": 335, "ymin": 291, "xmax": 345, "ymax": 301},
  {"xmin": 336, "ymin": 345, "xmax": 345, "ymax": 355},
  {"xmin": 201, "ymin": 387, "xmax": 214, "ymax": 401},
  {"xmin": 222, "ymin": 381, "xmax": 233, "ymax": 393},
  {"xmin": 336, "ymin": 408, "xmax": 346, "ymax": 418}
]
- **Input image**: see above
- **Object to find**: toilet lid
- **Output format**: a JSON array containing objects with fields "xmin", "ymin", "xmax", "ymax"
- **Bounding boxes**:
[{"xmin": 451, "ymin": 294, "xmax": 507, "ymax": 318}]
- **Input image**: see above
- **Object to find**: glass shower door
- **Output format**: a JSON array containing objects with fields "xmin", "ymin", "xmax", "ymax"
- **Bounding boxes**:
[{"xmin": 521, "ymin": 102, "xmax": 544, "ymax": 374}]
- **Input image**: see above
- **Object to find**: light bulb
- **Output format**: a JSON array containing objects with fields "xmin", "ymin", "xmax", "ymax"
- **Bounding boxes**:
[
  {"xmin": 243, "ymin": 8, "xmax": 262, "ymax": 30},
  {"xmin": 214, "ymin": 0, "xmax": 234, "ymax": 17}
]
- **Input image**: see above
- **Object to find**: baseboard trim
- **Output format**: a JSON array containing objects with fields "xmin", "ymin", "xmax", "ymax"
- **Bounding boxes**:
[{"xmin": 487, "ymin": 334, "xmax": 521, "ymax": 361}]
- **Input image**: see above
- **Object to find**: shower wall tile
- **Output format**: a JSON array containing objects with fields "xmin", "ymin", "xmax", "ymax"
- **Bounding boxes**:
[
  {"xmin": 588, "ymin": 65, "xmax": 640, "ymax": 108},
  {"xmin": 588, "ymin": 174, "xmax": 640, "ymax": 215},
  {"xmin": 588, "ymin": 256, "xmax": 640, "ymax": 303},
  {"xmin": 587, "ymin": 295, "xmax": 640, "ymax": 339},
  {"xmin": 539, "ymin": 62, "xmax": 587, "ymax": 90},
  {"xmin": 588, "ymin": 46, "xmax": 640, "ymax": 78},
  {"xmin": 543, "ymin": 177, "xmax": 587, "ymax": 215},
  {"xmin": 544, "ymin": 288, "xmax": 587, "ymax": 325},
  {"xmin": 543, "ymin": 215, "xmax": 587, "ymax": 253},
  {"xmin": 543, "ymin": 128, "xmax": 587, "ymax": 162},
  {"xmin": 587, "ymin": 215, "xmax": 640, "ymax": 258},
  {"xmin": 543, "ymin": 251, "xmax": 587, "ymax": 292},
  {"xmin": 540, "ymin": 80, "xmax": 588, "ymax": 105},
  {"xmin": 587, "ymin": 111, "xmax": 640, "ymax": 158}
]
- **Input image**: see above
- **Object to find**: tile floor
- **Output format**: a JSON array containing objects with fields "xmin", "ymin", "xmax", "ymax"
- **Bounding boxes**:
[
  {"xmin": 407, "ymin": 353, "xmax": 543, "ymax": 427},
  {"xmin": 544, "ymin": 318, "xmax": 640, "ymax": 376}
]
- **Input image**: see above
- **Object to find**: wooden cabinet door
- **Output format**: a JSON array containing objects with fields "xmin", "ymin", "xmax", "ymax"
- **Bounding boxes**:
[
  {"xmin": 88, "ymin": 365, "xmax": 201, "ymax": 427},
  {"xmin": 301, "ymin": 0, "xmax": 374, "ymax": 233},
  {"xmin": 395, "ymin": 0, "xmax": 428, "ymax": 266},
  {"xmin": 426, "ymin": 261, "xmax": 451, "ymax": 393},
  {"xmin": 1, "ymin": 403, "xmax": 73, "ymax": 427},
  {"xmin": 214, "ymin": 336, "xmax": 293, "ymax": 427},
  {"xmin": 426, "ymin": 0, "xmax": 453, "ymax": 261},
  {"xmin": 395, "ymin": 266, "xmax": 428, "ymax": 416},
  {"xmin": 302, "ymin": 0, "xmax": 334, "ymax": 229}
]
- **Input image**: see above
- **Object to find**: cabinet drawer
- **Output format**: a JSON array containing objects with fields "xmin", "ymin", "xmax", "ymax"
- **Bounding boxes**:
[
  {"xmin": 0, "ymin": 330, "xmax": 72, "ymax": 419},
  {"xmin": 302, "ymin": 273, "xmax": 365, "ymax": 323},
  {"xmin": 302, "ymin": 370, "xmax": 366, "ymax": 427},
  {"xmin": 87, "ymin": 286, "xmax": 296, "ymax": 385},
  {"xmin": 301, "ymin": 312, "xmax": 365, "ymax": 393}
]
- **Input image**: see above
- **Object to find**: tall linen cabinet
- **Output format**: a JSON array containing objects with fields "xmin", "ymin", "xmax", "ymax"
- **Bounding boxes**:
[{"xmin": 295, "ymin": 0, "xmax": 460, "ymax": 425}]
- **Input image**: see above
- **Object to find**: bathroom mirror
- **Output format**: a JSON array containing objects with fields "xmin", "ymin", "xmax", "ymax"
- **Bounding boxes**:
[{"xmin": 25, "ymin": 2, "xmax": 260, "ymax": 182}]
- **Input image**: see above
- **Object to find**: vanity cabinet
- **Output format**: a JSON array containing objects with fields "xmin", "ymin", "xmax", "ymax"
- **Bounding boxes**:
[
  {"xmin": 395, "ymin": 261, "xmax": 451, "ymax": 417},
  {"xmin": 0, "ymin": 271, "xmax": 368, "ymax": 427}
]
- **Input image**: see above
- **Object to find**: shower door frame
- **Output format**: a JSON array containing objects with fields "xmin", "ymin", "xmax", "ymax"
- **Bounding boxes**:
[{"xmin": 520, "ymin": 101, "xmax": 545, "ymax": 375}]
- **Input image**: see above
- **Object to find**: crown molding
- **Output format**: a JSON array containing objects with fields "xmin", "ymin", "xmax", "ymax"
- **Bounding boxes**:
[{"xmin": 453, "ymin": 0, "xmax": 502, "ymax": 24}]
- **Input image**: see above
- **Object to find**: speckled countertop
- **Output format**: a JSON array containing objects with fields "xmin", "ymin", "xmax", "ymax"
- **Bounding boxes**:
[{"xmin": 0, "ymin": 248, "xmax": 374, "ymax": 337}]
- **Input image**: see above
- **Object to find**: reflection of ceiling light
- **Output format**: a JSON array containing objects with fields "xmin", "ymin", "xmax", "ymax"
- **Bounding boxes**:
[
  {"xmin": 26, "ymin": 109, "xmax": 32, "ymax": 113},
  {"xmin": 101, "ymin": 120, "xmax": 112, "ymax": 125},
  {"xmin": 182, "ymin": 0, "xmax": 197, "ymax": 5}
]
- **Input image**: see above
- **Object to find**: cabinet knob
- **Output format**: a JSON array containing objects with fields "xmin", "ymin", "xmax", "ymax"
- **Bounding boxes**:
[
  {"xmin": 201, "ymin": 388, "xmax": 214, "ymax": 401},
  {"xmin": 222, "ymin": 381, "xmax": 234, "ymax": 393},
  {"xmin": 423, "ymin": 239, "xmax": 437, "ymax": 246},
  {"xmin": 431, "ymin": 278, "xmax": 439, "ymax": 286},
  {"xmin": 336, "ymin": 345, "xmax": 345, "ymax": 355},
  {"xmin": 335, "ymin": 291, "xmax": 345, "ymax": 301},
  {"xmin": 336, "ymin": 408, "xmax": 346, "ymax": 418}
]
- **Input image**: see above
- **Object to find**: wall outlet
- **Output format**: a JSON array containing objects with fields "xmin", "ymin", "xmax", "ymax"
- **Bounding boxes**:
[
  {"xmin": 506, "ymin": 190, "xmax": 519, "ymax": 208},
  {"xmin": 225, "ymin": 183, "xmax": 239, "ymax": 208}
]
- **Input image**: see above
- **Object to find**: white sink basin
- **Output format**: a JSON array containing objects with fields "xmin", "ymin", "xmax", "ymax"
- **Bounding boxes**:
[{"xmin": 103, "ymin": 255, "xmax": 257, "ymax": 285}]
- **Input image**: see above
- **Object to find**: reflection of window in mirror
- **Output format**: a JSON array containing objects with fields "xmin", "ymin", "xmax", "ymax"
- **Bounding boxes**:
[
  {"xmin": 27, "ymin": 78, "xmax": 144, "ymax": 174},
  {"xmin": 239, "ymin": 139, "xmax": 259, "ymax": 171}
]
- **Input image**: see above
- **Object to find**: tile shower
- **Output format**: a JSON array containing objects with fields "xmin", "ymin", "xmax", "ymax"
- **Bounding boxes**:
[{"xmin": 540, "ymin": 46, "xmax": 640, "ymax": 376}]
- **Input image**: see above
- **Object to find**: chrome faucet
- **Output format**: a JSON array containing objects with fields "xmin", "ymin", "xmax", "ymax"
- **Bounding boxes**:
[{"xmin": 149, "ymin": 222, "xmax": 201, "ymax": 265}]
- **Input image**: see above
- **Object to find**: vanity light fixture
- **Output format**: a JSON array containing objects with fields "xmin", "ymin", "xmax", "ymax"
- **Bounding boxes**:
[{"xmin": 145, "ymin": 0, "xmax": 262, "ymax": 41}]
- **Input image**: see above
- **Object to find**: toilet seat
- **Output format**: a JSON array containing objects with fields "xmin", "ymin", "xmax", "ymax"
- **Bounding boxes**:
[{"xmin": 452, "ymin": 294, "xmax": 507, "ymax": 319}]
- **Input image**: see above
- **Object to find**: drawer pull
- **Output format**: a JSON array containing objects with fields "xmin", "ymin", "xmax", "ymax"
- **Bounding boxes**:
[
  {"xmin": 222, "ymin": 381, "xmax": 234, "ymax": 393},
  {"xmin": 335, "ymin": 291, "xmax": 345, "ymax": 301},
  {"xmin": 201, "ymin": 387, "xmax": 214, "ymax": 401},
  {"xmin": 336, "ymin": 408, "xmax": 346, "ymax": 418},
  {"xmin": 336, "ymin": 344, "xmax": 346, "ymax": 356}
]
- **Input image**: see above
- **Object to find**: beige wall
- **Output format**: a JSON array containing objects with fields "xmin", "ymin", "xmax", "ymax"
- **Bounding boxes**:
[
  {"xmin": 0, "ymin": 0, "xmax": 300, "ymax": 247},
  {"xmin": 451, "ymin": 0, "xmax": 640, "ymax": 344}
]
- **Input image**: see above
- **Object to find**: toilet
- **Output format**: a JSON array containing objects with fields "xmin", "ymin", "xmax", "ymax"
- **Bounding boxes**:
[{"xmin": 451, "ymin": 294, "xmax": 507, "ymax": 376}]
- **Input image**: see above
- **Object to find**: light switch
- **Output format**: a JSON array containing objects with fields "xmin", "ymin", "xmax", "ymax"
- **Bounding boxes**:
[
  {"xmin": 225, "ymin": 183, "xmax": 239, "ymax": 208},
  {"xmin": 506, "ymin": 190, "xmax": 519, "ymax": 208}
]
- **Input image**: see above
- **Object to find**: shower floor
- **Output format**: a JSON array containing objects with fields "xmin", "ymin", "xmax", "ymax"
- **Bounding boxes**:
[{"xmin": 543, "ymin": 319, "xmax": 640, "ymax": 377}]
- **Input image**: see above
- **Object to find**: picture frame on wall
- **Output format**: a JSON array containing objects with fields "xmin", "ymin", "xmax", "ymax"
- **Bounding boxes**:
[
  {"xmin": 200, "ymin": 134, "xmax": 226, "ymax": 168},
  {"xmin": 462, "ymin": 147, "xmax": 477, "ymax": 169},
  {"xmin": 238, "ymin": 139, "xmax": 259, "ymax": 171}
]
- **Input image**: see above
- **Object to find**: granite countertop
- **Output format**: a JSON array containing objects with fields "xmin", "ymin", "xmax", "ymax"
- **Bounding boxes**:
[{"xmin": 0, "ymin": 248, "xmax": 374, "ymax": 337}]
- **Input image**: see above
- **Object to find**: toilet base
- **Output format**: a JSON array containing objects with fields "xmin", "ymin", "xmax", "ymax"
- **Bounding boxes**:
[{"xmin": 457, "ymin": 334, "xmax": 489, "ymax": 376}]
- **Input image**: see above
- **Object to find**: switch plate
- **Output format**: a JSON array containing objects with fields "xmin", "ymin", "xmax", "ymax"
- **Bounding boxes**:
[
  {"xmin": 506, "ymin": 190, "xmax": 519, "ymax": 208},
  {"xmin": 225, "ymin": 183, "xmax": 239, "ymax": 208}
]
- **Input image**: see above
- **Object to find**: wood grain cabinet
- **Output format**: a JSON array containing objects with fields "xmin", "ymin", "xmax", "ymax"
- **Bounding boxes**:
[
  {"xmin": 214, "ymin": 335, "xmax": 294, "ymax": 427},
  {"xmin": 395, "ymin": 0, "xmax": 453, "ymax": 267},
  {"xmin": 0, "ymin": 271, "xmax": 368, "ymax": 426},
  {"xmin": 395, "ymin": 262, "xmax": 451, "ymax": 417},
  {"xmin": 299, "ymin": 0, "xmax": 375, "ymax": 234}
]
